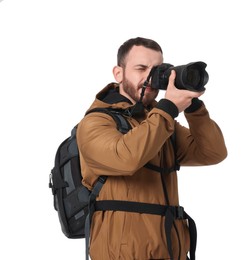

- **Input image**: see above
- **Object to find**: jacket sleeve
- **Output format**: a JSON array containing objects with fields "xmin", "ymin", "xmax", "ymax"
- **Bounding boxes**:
[
  {"xmin": 175, "ymin": 102, "xmax": 227, "ymax": 166},
  {"xmin": 76, "ymin": 106, "xmax": 177, "ymax": 177}
]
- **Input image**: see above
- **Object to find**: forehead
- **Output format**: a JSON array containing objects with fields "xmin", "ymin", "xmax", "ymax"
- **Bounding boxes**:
[{"xmin": 125, "ymin": 45, "xmax": 163, "ymax": 67}]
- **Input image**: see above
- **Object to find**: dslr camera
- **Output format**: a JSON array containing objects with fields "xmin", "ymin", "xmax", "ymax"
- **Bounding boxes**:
[{"xmin": 150, "ymin": 61, "xmax": 209, "ymax": 92}]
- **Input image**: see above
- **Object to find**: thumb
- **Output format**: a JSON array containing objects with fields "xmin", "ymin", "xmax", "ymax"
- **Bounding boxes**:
[
  {"xmin": 169, "ymin": 69, "xmax": 176, "ymax": 83},
  {"xmin": 193, "ymin": 90, "xmax": 205, "ymax": 98}
]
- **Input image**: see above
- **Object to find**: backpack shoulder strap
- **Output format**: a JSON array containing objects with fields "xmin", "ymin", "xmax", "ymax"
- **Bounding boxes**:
[
  {"xmin": 83, "ymin": 107, "xmax": 131, "ymax": 260},
  {"xmin": 85, "ymin": 107, "xmax": 131, "ymax": 134},
  {"xmin": 170, "ymin": 128, "xmax": 180, "ymax": 171}
]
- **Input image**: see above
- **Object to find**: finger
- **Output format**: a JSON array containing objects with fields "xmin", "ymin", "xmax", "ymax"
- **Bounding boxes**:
[
  {"xmin": 167, "ymin": 70, "xmax": 176, "ymax": 89},
  {"xmin": 194, "ymin": 90, "xmax": 205, "ymax": 98},
  {"xmin": 169, "ymin": 69, "xmax": 176, "ymax": 82}
]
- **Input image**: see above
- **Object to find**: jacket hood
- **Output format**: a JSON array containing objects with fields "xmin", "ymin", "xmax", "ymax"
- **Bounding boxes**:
[
  {"xmin": 87, "ymin": 83, "xmax": 133, "ymax": 112},
  {"xmin": 88, "ymin": 83, "xmax": 157, "ymax": 116}
]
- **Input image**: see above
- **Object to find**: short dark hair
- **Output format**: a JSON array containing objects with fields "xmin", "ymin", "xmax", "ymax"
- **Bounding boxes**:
[{"xmin": 117, "ymin": 37, "xmax": 163, "ymax": 66}]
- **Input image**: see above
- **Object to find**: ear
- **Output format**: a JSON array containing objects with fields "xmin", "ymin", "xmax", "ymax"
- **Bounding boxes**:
[{"xmin": 113, "ymin": 66, "xmax": 123, "ymax": 83}]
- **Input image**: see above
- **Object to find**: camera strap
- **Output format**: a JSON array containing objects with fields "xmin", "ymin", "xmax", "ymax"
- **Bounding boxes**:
[{"xmin": 130, "ymin": 68, "xmax": 155, "ymax": 117}]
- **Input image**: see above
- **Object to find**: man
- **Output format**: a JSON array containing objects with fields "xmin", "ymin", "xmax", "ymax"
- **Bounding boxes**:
[{"xmin": 76, "ymin": 37, "xmax": 227, "ymax": 260}]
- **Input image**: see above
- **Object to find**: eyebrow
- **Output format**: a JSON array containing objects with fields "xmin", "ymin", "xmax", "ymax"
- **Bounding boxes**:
[{"xmin": 134, "ymin": 64, "xmax": 150, "ymax": 69}]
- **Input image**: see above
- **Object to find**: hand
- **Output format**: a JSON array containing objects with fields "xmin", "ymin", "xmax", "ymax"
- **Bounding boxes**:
[{"xmin": 165, "ymin": 70, "xmax": 205, "ymax": 113}]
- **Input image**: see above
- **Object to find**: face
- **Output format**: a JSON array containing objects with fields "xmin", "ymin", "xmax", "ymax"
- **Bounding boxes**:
[{"xmin": 113, "ymin": 45, "xmax": 163, "ymax": 106}]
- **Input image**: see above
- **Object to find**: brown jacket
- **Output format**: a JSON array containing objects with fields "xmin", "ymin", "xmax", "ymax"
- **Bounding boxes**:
[{"xmin": 76, "ymin": 83, "xmax": 227, "ymax": 260}]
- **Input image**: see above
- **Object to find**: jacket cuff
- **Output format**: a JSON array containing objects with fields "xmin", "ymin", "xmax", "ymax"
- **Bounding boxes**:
[
  {"xmin": 156, "ymin": 99, "xmax": 179, "ymax": 119},
  {"xmin": 185, "ymin": 98, "xmax": 203, "ymax": 113}
]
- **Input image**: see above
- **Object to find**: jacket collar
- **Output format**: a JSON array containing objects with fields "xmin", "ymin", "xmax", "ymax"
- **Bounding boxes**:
[
  {"xmin": 101, "ymin": 84, "xmax": 133, "ymax": 105},
  {"xmin": 94, "ymin": 83, "xmax": 156, "ymax": 117}
]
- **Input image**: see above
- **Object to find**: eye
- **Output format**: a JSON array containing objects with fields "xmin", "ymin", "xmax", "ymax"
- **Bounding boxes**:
[{"xmin": 136, "ymin": 65, "xmax": 148, "ymax": 71}]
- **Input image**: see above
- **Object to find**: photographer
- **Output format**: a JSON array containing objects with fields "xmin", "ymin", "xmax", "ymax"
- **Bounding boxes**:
[{"xmin": 77, "ymin": 37, "xmax": 227, "ymax": 260}]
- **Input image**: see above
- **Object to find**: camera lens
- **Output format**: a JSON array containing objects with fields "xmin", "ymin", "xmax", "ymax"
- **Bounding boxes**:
[{"xmin": 186, "ymin": 67, "xmax": 200, "ymax": 89}]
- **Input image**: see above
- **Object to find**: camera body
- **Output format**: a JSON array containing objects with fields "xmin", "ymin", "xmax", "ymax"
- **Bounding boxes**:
[{"xmin": 150, "ymin": 61, "xmax": 209, "ymax": 92}]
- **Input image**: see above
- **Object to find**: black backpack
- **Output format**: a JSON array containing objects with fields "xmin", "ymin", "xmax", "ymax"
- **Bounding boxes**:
[{"xmin": 49, "ymin": 108, "xmax": 131, "ymax": 239}]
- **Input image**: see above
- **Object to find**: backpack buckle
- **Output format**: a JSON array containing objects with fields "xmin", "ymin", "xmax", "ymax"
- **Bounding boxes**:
[
  {"xmin": 49, "ymin": 173, "xmax": 55, "ymax": 194},
  {"xmin": 177, "ymin": 206, "xmax": 184, "ymax": 219}
]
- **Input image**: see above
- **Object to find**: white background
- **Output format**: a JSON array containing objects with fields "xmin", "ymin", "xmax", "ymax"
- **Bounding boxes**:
[{"xmin": 0, "ymin": 0, "xmax": 251, "ymax": 259}]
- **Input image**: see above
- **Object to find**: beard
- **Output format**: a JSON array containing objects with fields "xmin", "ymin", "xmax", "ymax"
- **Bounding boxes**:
[{"xmin": 121, "ymin": 77, "xmax": 159, "ymax": 106}]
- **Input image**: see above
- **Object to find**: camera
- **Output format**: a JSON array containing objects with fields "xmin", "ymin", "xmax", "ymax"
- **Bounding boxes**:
[{"xmin": 150, "ymin": 61, "xmax": 209, "ymax": 92}]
